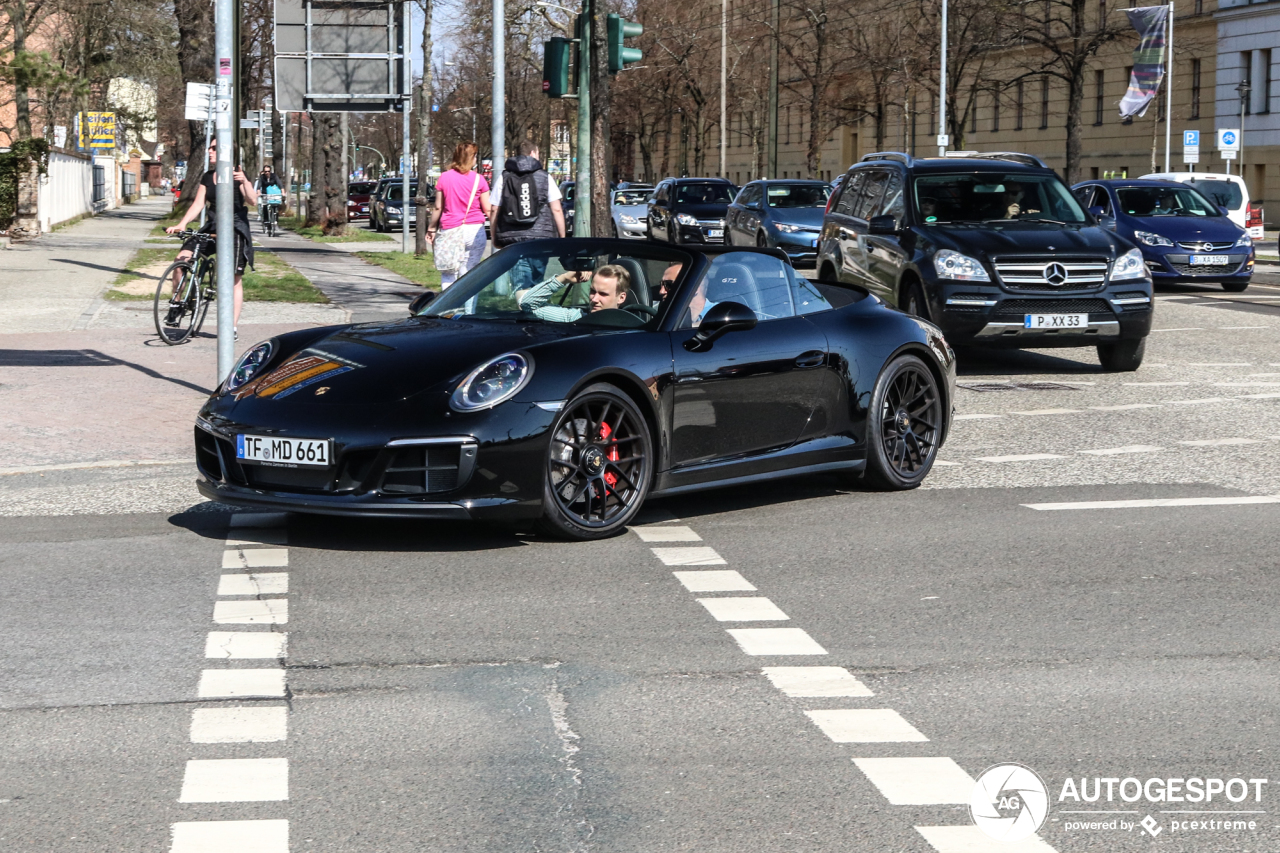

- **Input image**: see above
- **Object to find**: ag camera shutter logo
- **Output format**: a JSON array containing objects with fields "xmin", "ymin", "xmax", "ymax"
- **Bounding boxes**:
[{"xmin": 970, "ymin": 763, "xmax": 1050, "ymax": 841}]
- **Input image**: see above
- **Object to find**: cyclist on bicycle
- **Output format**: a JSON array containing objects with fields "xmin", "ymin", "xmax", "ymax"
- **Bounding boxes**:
[
  {"xmin": 165, "ymin": 140, "xmax": 257, "ymax": 336},
  {"xmin": 256, "ymin": 165, "xmax": 282, "ymax": 234}
]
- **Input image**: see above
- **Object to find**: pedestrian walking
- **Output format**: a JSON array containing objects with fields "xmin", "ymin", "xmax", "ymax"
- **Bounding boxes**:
[
  {"xmin": 489, "ymin": 141, "xmax": 566, "ymax": 291},
  {"xmin": 427, "ymin": 142, "xmax": 491, "ymax": 288}
]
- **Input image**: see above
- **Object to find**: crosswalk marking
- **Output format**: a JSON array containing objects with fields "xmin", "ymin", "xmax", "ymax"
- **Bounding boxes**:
[
  {"xmin": 197, "ymin": 669, "xmax": 286, "ymax": 699},
  {"xmin": 853, "ymin": 757, "xmax": 975, "ymax": 804},
  {"xmin": 1079, "ymin": 445, "xmax": 1163, "ymax": 456},
  {"xmin": 224, "ymin": 529, "xmax": 288, "ymax": 547},
  {"xmin": 806, "ymin": 709, "xmax": 928, "ymax": 742},
  {"xmin": 178, "ymin": 758, "xmax": 289, "ymax": 802},
  {"xmin": 217, "ymin": 572, "xmax": 288, "ymax": 596},
  {"xmin": 1023, "ymin": 495, "xmax": 1280, "ymax": 511},
  {"xmin": 672, "ymin": 570, "xmax": 756, "ymax": 592},
  {"xmin": 1011, "ymin": 408, "xmax": 1079, "ymax": 416},
  {"xmin": 651, "ymin": 546, "xmax": 726, "ymax": 566},
  {"xmin": 222, "ymin": 548, "xmax": 288, "ymax": 569},
  {"xmin": 726, "ymin": 627, "xmax": 827, "ymax": 656},
  {"xmin": 632, "ymin": 525, "xmax": 702, "ymax": 542},
  {"xmin": 190, "ymin": 707, "xmax": 288, "ymax": 743},
  {"xmin": 214, "ymin": 599, "xmax": 288, "ymax": 625},
  {"xmin": 170, "ymin": 819, "xmax": 289, "ymax": 853},
  {"xmin": 762, "ymin": 666, "xmax": 873, "ymax": 697},
  {"xmin": 204, "ymin": 631, "xmax": 287, "ymax": 659},
  {"xmin": 976, "ymin": 454, "xmax": 1064, "ymax": 463},
  {"xmin": 697, "ymin": 596, "xmax": 789, "ymax": 622}
]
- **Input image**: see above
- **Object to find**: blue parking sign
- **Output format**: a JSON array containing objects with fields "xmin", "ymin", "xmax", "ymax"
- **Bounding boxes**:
[{"xmin": 1183, "ymin": 130, "xmax": 1199, "ymax": 147}]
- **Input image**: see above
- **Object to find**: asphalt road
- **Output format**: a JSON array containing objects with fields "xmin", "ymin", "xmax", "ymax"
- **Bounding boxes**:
[{"xmin": 3, "ymin": 273, "xmax": 1280, "ymax": 853}]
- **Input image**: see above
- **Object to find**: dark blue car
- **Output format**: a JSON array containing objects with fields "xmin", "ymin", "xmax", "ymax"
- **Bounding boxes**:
[
  {"xmin": 726, "ymin": 180, "xmax": 831, "ymax": 266},
  {"xmin": 1072, "ymin": 179, "xmax": 1254, "ymax": 293}
]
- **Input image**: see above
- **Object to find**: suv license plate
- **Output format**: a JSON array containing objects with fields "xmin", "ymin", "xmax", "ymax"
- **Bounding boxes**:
[
  {"xmin": 707, "ymin": 229, "xmax": 724, "ymax": 238},
  {"xmin": 1024, "ymin": 313, "xmax": 1087, "ymax": 329},
  {"xmin": 237, "ymin": 434, "xmax": 332, "ymax": 468},
  {"xmin": 1189, "ymin": 254, "xmax": 1230, "ymax": 265}
]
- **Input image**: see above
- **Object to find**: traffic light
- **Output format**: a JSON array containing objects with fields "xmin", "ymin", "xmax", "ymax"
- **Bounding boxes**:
[
  {"xmin": 543, "ymin": 36, "xmax": 572, "ymax": 98},
  {"xmin": 607, "ymin": 13, "xmax": 643, "ymax": 74}
]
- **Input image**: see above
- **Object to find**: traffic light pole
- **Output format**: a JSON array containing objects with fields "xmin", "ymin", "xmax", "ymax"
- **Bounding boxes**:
[
  {"xmin": 574, "ymin": 0, "xmax": 592, "ymax": 237},
  {"xmin": 214, "ymin": 0, "xmax": 236, "ymax": 383}
]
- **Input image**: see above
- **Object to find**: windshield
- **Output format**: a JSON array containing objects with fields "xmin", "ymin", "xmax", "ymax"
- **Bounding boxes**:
[
  {"xmin": 384, "ymin": 184, "xmax": 418, "ymax": 202},
  {"xmin": 766, "ymin": 184, "xmax": 831, "ymax": 208},
  {"xmin": 913, "ymin": 172, "xmax": 1089, "ymax": 224},
  {"xmin": 676, "ymin": 183, "xmax": 735, "ymax": 204},
  {"xmin": 349, "ymin": 182, "xmax": 378, "ymax": 194},
  {"xmin": 1184, "ymin": 179, "xmax": 1243, "ymax": 211},
  {"xmin": 420, "ymin": 240, "xmax": 694, "ymax": 327},
  {"xmin": 613, "ymin": 190, "xmax": 651, "ymax": 206},
  {"xmin": 1116, "ymin": 186, "xmax": 1220, "ymax": 217}
]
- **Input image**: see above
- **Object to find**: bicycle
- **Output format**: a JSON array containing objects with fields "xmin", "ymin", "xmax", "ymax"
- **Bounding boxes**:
[
  {"xmin": 261, "ymin": 190, "xmax": 283, "ymax": 237},
  {"xmin": 153, "ymin": 230, "xmax": 216, "ymax": 345}
]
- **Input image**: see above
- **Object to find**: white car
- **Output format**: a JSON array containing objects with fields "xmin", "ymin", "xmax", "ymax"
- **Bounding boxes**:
[
  {"xmin": 610, "ymin": 188, "xmax": 652, "ymax": 239},
  {"xmin": 1140, "ymin": 171, "xmax": 1261, "ymax": 239}
]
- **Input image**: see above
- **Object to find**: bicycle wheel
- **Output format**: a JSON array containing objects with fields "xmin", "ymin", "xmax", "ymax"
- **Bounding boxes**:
[
  {"xmin": 154, "ymin": 260, "xmax": 200, "ymax": 344},
  {"xmin": 190, "ymin": 264, "xmax": 214, "ymax": 337}
]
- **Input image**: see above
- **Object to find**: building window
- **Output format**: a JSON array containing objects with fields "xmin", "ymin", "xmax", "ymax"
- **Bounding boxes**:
[
  {"xmin": 785, "ymin": 106, "xmax": 791, "ymax": 144},
  {"xmin": 1015, "ymin": 80, "xmax": 1025, "ymax": 130},
  {"xmin": 970, "ymin": 86, "xmax": 978, "ymax": 132},
  {"xmin": 1191, "ymin": 58, "xmax": 1202, "ymax": 119},
  {"xmin": 991, "ymin": 90, "xmax": 1000, "ymax": 132},
  {"xmin": 1097, "ymin": 0, "xmax": 1106, "ymax": 31},
  {"xmin": 1094, "ymin": 69, "xmax": 1105, "ymax": 125},
  {"xmin": 1040, "ymin": 77, "xmax": 1050, "ymax": 128},
  {"xmin": 1243, "ymin": 52, "xmax": 1253, "ymax": 116},
  {"xmin": 1262, "ymin": 49, "xmax": 1273, "ymax": 114},
  {"xmin": 1194, "ymin": 0, "xmax": 1202, "ymax": 14}
]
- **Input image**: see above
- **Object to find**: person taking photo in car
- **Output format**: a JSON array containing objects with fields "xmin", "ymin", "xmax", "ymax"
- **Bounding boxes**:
[{"xmin": 517, "ymin": 265, "xmax": 630, "ymax": 322}]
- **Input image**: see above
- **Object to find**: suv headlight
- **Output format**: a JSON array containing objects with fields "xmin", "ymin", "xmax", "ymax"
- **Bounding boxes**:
[
  {"xmin": 1235, "ymin": 233, "xmax": 1253, "ymax": 248},
  {"xmin": 386, "ymin": 205, "xmax": 401, "ymax": 215},
  {"xmin": 676, "ymin": 213, "xmax": 699, "ymax": 226},
  {"xmin": 775, "ymin": 222, "xmax": 804, "ymax": 233},
  {"xmin": 1133, "ymin": 230, "xmax": 1174, "ymax": 247},
  {"xmin": 225, "ymin": 341, "xmax": 275, "ymax": 392},
  {"xmin": 450, "ymin": 352, "xmax": 534, "ymax": 412},
  {"xmin": 1111, "ymin": 248, "xmax": 1148, "ymax": 281},
  {"xmin": 934, "ymin": 249, "xmax": 991, "ymax": 282}
]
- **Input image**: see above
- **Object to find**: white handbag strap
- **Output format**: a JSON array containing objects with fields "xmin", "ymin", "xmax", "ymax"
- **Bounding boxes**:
[{"xmin": 462, "ymin": 173, "xmax": 480, "ymax": 217}]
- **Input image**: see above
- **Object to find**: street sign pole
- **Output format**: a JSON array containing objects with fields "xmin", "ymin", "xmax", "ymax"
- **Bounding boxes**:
[
  {"xmin": 215, "ymin": 0, "xmax": 237, "ymax": 383},
  {"xmin": 574, "ymin": 0, "xmax": 591, "ymax": 236},
  {"xmin": 493, "ymin": 0, "xmax": 505, "ymax": 223}
]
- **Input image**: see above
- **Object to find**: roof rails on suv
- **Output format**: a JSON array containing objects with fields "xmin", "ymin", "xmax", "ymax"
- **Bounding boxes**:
[
  {"xmin": 940, "ymin": 151, "xmax": 1050, "ymax": 169},
  {"xmin": 861, "ymin": 152, "xmax": 914, "ymax": 166}
]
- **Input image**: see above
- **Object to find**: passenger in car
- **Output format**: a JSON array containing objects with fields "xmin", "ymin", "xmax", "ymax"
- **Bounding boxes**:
[
  {"xmin": 656, "ymin": 262, "xmax": 683, "ymax": 302},
  {"xmin": 518, "ymin": 264, "xmax": 631, "ymax": 322}
]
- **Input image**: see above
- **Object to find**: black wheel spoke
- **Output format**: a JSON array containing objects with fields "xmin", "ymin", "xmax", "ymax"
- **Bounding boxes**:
[{"xmin": 547, "ymin": 392, "xmax": 651, "ymax": 531}]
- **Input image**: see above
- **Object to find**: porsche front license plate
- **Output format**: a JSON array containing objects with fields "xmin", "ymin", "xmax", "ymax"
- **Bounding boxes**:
[
  {"xmin": 236, "ymin": 434, "xmax": 332, "ymax": 468},
  {"xmin": 1189, "ymin": 254, "xmax": 1230, "ymax": 265},
  {"xmin": 1024, "ymin": 313, "xmax": 1088, "ymax": 329}
]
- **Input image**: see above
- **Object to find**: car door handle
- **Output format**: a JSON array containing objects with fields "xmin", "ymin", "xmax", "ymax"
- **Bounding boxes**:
[{"xmin": 795, "ymin": 351, "xmax": 825, "ymax": 369}]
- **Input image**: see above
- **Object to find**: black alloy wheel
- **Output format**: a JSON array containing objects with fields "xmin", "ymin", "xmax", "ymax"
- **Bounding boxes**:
[
  {"xmin": 756, "ymin": 231, "xmax": 769, "ymax": 248},
  {"xmin": 863, "ymin": 354, "xmax": 942, "ymax": 489},
  {"xmin": 903, "ymin": 280, "xmax": 930, "ymax": 321},
  {"xmin": 539, "ymin": 383, "xmax": 653, "ymax": 540}
]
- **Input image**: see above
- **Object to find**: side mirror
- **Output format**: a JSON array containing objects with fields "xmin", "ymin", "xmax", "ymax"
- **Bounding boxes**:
[
  {"xmin": 1219, "ymin": 205, "xmax": 1230, "ymax": 217},
  {"xmin": 868, "ymin": 214, "xmax": 899, "ymax": 235},
  {"xmin": 1098, "ymin": 215, "xmax": 1117, "ymax": 232},
  {"xmin": 744, "ymin": 200, "xmax": 762, "ymax": 211},
  {"xmin": 408, "ymin": 290, "xmax": 436, "ymax": 315},
  {"xmin": 683, "ymin": 301, "xmax": 758, "ymax": 352},
  {"xmin": 1087, "ymin": 205, "xmax": 1106, "ymax": 217}
]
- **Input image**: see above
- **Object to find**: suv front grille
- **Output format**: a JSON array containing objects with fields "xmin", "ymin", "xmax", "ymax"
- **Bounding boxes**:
[
  {"xmin": 994, "ymin": 298, "xmax": 1114, "ymax": 319},
  {"xmin": 993, "ymin": 258, "xmax": 1109, "ymax": 291}
]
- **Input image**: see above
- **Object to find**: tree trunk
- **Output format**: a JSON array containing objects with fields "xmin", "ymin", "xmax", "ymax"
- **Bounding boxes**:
[
  {"xmin": 589, "ymin": 2, "xmax": 611, "ymax": 237},
  {"xmin": 11, "ymin": 0, "xmax": 31, "ymax": 139},
  {"xmin": 322, "ymin": 113, "xmax": 346, "ymax": 234},
  {"xmin": 306, "ymin": 112, "xmax": 325, "ymax": 227},
  {"xmin": 1064, "ymin": 67, "xmax": 1084, "ymax": 185},
  {"xmin": 414, "ymin": 0, "xmax": 433, "ymax": 257}
]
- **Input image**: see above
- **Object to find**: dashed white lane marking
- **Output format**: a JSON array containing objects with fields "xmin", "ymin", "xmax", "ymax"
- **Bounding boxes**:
[
  {"xmin": 916, "ymin": 825, "xmax": 1059, "ymax": 852},
  {"xmin": 178, "ymin": 758, "xmax": 289, "ymax": 802},
  {"xmin": 672, "ymin": 570, "xmax": 756, "ymax": 592},
  {"xmin": 933, "ymin": 460, "xmax": 961, "ymax": 466},
  {"xmin": 1150, "ymin": 327, "xmax": 1203, "ymax": 332},
  {"xmin": 204, "ymin": 632, "xmax": 287, "ymax": 659},
  {"xmin": 1124, "ymin": 381, "xmax": 1189, "ymax": 386},
  {"xmin": 1089, "ymin": 403, "xmax": 1161, "ymax": 410},
  {"xmin": 217, "ymin": 572, "xmax": 289, "ymax": 596},
  {"xmin": 1023, "ymin": 496, "xmax": 1280, "ymax": 511},
  {"xmin": 1221, "ymin": 326, "xmax": 1269, "ymax": 330},
  {"xmin": 213, "ymin": 599, "xmax": 288, "ymax": 625},
  {"xmin": 852, "ymin": 757, "xmax": 975, "ymax": 804},
  {"xmin": 197, "ymin": 669, "xmax": 287, "ymax": 698},
  {"xmin": 170, "ymin": 819, "xmax": 289, "ymax": 853},
  {"xmin": 806, "ymin": 709, "xmax": 929, "ymax": 742},
  {"xmin": 976, "ymin": 454, "xmax": 1064, "ymax": 463},
  {"xmin": 225, "ymin": 529, "xmax": 288, "ymax": 547},
  {"xmin": 1010, "ymin": 408, "xmax": 1079, "ymax": 416},
  {"xmin": 651, "ymin": 546, "xmax": 726, "ymax": 566},
  {"xmin": 1189, "ymin": 362, "xmax": 1252, "ymax": 367},
  {"xmin": 762, "ymin": 666, "xmax": 874, "ymax": 697},
  {"xmin": 222, "ymin": 548, "xmax": 289, "ymax": 569},
  {"xmin": 228, "ymin": 513, "xmax": 290, "ymax": 529},
  {"xmin": 953, "ymin": 413, "xmax": 1002, "ymax": 420},
  {"xmin": 190, "ymin": 707, "xmax": 288, "ymax": 743},
  {"xmin": 1242, "ymin": 392, "xmax": 1280, "ymax": 399},
  {"xmin": 1166, "ymin": 397, "xmax": 1232, "ymax": 405},
  {"xmin": 1178, "ymin": 437, "xmax": 1263, "ymax": 446},
  {"xmin": 726, "ymin": 627, "xmax": 828, "ymax": 656},
  {"xmin": 1079, "ymin": 445, "xmax": 1164, "ymax": 456},
  {"xmin": 696, "ymin": 596, "xmax": 789, "ymax": 622},
  {"xmin": 632, "ymin": 525, "xmax": 702, "ymax": 542}
]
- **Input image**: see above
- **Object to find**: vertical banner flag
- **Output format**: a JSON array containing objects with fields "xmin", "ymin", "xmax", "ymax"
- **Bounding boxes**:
[{"xmin": 1118, "ymin": 6, "xmax": 1170, "ymax": 119}]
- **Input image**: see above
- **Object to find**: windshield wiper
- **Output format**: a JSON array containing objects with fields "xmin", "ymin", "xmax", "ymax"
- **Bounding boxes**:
[{"xmin": 1017, "ymin": 217, "xmax": 1070, "ymax": 225}]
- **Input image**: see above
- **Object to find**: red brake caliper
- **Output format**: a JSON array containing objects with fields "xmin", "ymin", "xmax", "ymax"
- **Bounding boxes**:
[{"xmin": 598, "ymin": 420, "xmax": 619, "ymax": 488}]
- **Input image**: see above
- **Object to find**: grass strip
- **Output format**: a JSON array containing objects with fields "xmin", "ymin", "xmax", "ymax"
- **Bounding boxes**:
[
  {"xmin": 104, "ymin": 247, "xmax": 328, "ymax": 303},
  {"xmin": 278, "ymin": 214, "xmax": 394, "ymax": 243},
  {"xmin": 353, "ymin": 251, "xmax": 441, "ymax": 290}
]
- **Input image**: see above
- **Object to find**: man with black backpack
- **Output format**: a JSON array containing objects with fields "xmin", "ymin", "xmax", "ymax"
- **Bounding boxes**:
[{"xmin": 490, "ymin": 141, "xmax": 566, "ymax": 292}]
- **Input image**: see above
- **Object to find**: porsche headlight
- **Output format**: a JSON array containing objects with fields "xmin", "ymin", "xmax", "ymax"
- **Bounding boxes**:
[
  {"xmin": 450, "ymin": 352, "xmax": 534, "ymax": 411},
  {"xmin": 676, "ymin": 213, "xmax": 699, "ymax": 226},
  {"xmin": 933, "ymin": 249, "xmax": 991, "ymax": 282},
  {"xmin": 1133, "ymin": 230, "xmax": 1174, "ymax": 247},
  {"xmin": 1111, "ymin": 248, "xmax": 1148, "ymax": 281},
  {"xmin": 225, "ymin": 341, "xmax": 275, "ymax": 392}
]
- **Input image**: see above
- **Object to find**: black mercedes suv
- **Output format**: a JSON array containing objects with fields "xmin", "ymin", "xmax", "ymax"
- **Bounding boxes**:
[
  {"xmin": 647, "ymin": 177, "xmax": 736, "ymax": 245},
  {"xmin": 817, "ymin": 152, "xmax": 1153, "ymax": 371}
]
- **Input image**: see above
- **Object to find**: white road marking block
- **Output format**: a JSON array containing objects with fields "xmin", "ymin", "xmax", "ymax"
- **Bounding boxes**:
[
  {"xmin": 651, "ymin": 546, "xmax": 726, "ymax": 566},
  {"xmin": 217, "ymin": 572, "xmax": 289, "ymax": 596},
  {"xmin": 672, "ymin": 570, "xmax": 756, "ymax": 592},
  {"xmin": 1079, "ymin": 445, "xmax": 1163, "ymax": 456},
  {"xmin": 178, "ymin": 758, "xmax": 288, "ymax": 802},
  {"xmin": 633, "ymin": 526, "xmax": 702, "ymax": 542},
  {"xmin": 1123, "ymin": 381, "xmax": 1189, "ymax": 386},
  {"xmin": 225, "ymin": 529, "xmax": 288, "ymax": 547},
  {"xmin": 953, "ymin": 414, "xmax": 1002, "ymax": 420},
  {"xmin": 1190, "ymin": 362, "xmax": 1251, "ymax": 366},
  {"xmin": 976, "ymin": 454, "xmax": 1064, "ymax": 463},
  {"xmin": 214, "ymin": 599, "xmax": 288, "ymax": 625},
  {"xmin": 853, "ymin": 757, "xmax": 975, "ymax": 804},
  {"xmin": 762, "ymin": 666, "xmax": 873, "ymax": 697},
  {"xmin": 697, "ymin": 596, "xmax": 789, "ymax": 622},
  {"xmin": 1166, "ymin": 397, "xmax": 1231, "ymax": 405},
  {"xmin": 170, "ymin": 819, "xmax": 288, "ymax": 853},
  {"xmin": 1241, "ymin": 392, "xmax": 1280, "ymax": 399},
  {"xmin": 190, "ymin": 707, "xmax": 288, "ymax": 743},
  {"xmin": 916, "ymin": 826, "xmax": 1059, "ymax": 852},
  {"xmin": 1221, "ymin": 326, "xmax": 1269, "ymax": 330},
  {"xmin": 1178, "ymin": 437, "xmax": 1262, "ymax": 446},
  {"xmin": 1011, "ymin": 408, "xmax": 1080, "ymax": 416},
  {"xmin": 726, "ymin": 628, "xmax": 827, "ymax": 656},
  {"xmin": 205, "ymin": 631, "xmax": 287, "ymax": 659},
  {"xmin": 1023, "ymin": 496, "xmax": 1280, "ymax": 511},
  {"xmin": 933, "ymin": 460, "xmax": 961, "ymax": 466},
  {"xmin": 1150, "ymin": 327, "xmax": 1203, "ymax": 332},
  {"xmin": 222, "ymin": 548, "xmax": 288, "ymax": 569},
  {"xmin": 1089, "ymin": 403, "xmax": 1161, "ymax": 410},
  {"xmin": 197, "ymin": 669, "xmax": 286, "ymax": 698},
  {"xmin": 806, "ymin": 709, "xmax": 928, "ymax": 742},
  {"xmin": 229, "ymin": 513, "xmax": 290, "ymax": 528}
]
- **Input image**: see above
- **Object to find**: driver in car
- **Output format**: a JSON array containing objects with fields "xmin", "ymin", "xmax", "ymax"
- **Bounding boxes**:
[
  {"xmin": 518, "ymin": 264, "xmax": 631, "ymax": 322},
  {"xmin": 998, "ymin": 181, "xmax": 1040, "ymax": 219}
]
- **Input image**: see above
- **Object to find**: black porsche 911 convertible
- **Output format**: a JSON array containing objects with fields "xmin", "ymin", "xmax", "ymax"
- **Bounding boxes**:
[{"xmin": 195, "ymin": 239, "xmax": 956, "ymax": 539}]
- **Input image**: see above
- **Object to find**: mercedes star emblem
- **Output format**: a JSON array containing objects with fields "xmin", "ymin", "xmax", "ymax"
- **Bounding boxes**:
[{"xmin": 1043, "ymin": 262, "xmax": 1068, "ymax": 286}]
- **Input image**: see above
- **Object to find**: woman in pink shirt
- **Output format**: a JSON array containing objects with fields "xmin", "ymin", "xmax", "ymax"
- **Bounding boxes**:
[{"xmin": 427, "ymin": 142, "xmax": 492, "ymax": 287}]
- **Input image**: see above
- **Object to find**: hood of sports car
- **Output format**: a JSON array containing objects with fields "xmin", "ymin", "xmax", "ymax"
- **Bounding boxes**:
[{"xmin": 224, "ymin": 317, "xmax": 589, "ymax": 410}]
